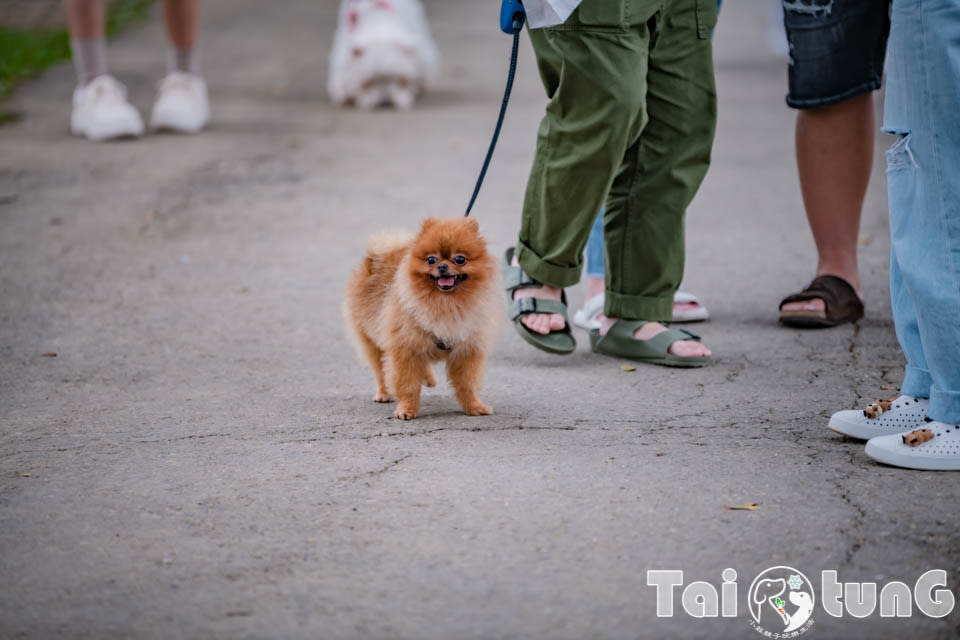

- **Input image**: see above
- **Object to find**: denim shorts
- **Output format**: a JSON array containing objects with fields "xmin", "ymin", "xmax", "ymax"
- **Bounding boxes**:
[{"xmin": 782, "ymin": 0, "xmax": 890, "ymax": 109}]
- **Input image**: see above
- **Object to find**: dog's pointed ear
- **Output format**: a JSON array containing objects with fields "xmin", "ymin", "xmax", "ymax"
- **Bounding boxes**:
[
  {"xmin": 420, "ymin": 217, "xmax": 438, "ymax": 232},
  {"xmin": 464, "ymin": 217, "xmax": 479, "ymax": 232}
]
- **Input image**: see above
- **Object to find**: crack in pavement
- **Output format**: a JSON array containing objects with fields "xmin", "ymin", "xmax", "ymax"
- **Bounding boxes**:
[
  {"xmin": 831, "ymin": 323, "xmax": 869, "ymax": 568},
  {"xmin": 339, "ymin": 453, "xmax": 413, "ymax": 482},
  {"xmin": 134, "ymin": 433, "xmax": 234, "ymax": 444},
  {"xmin": 358, "ymin": 424, "xmax": 577, "ymax": 441},
  {"xmin": 833, "ymin": 447, "xmax": 868, "ymax": 568}
]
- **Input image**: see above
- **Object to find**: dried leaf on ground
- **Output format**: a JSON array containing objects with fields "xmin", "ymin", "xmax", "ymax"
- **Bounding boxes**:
[
  {"xmin": 41, "ymin": 352, "xmax": 56, "ymax": 357},
  {"xmin": 724, "ymin": 503, "xmax": 760, "ymax": 511},
  {"xmin": 620, "ymin": 364, "xmax": 636, "ymax": 372}
]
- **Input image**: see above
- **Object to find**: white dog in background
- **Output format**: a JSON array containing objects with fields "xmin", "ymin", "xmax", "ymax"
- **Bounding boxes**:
[{"xmin": 328, "ymin": 0, "xmax": 438, "ymax": 109}]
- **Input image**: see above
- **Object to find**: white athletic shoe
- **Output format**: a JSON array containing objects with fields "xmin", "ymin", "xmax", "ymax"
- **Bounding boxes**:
[
  {"xmin": 572, "ymin": 290, "xmax": 710, "ymax": 331},
  {"xmin": 70, "ymin": 75, "xmax": 144, "ymax": 141},
  {"xmin": 672, "ymin": 290, "xmax": 711, "ymax": 322},
  {"xmin": 572, "ymin": 294, "xmax": 606, "ymax": 331},
  {"xmin": 827, "ymin": 395, "xmax": 929, "ymax": 440},
  {"xmin": 865, "ymin": 421, "xmax": 960, "ymax": 471},
  {"xmin": 150, "ymin": 72, "xmax": 210, "ymax": 133}
]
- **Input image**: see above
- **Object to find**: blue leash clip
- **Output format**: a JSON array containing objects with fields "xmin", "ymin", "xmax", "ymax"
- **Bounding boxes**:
[{"xmin": 500, "ymin": 0, "xmax": 526, "ymax": 34}]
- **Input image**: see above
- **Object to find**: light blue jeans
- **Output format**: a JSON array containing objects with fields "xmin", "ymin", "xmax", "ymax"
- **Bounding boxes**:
[
  {"xmin": 585, "ymin": 210, "xmax": 605, "ymax": 278},
  {"xmin": 883, "ymin": 0, "xmax": 960, "ymax": 423}
]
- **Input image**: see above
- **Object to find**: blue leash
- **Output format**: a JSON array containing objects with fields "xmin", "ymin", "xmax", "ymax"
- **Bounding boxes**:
[{"xmin": 464, "ymin": 1, "xmax": 526, "ymax": 216}]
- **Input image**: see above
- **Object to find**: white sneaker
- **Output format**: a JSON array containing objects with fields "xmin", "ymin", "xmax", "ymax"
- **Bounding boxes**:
[
  {"xmin": 865, "ymin": 421, "xmax": 960, "ymax": 471},
  {"xmin": 572, "ymin": 290, "xmax": 710, "ymax": 331},
  {"xmin": 828, "ymin": 395, "xmax": 929, "ymax": 440},
  {"xmin": 70, "ymin": 75, "xmax": 144, "ymax": 141},
  {"xmin": 672, "ymin": 290, "xmax": 710, "ymax": 322},
  {"xmin": 572, "ymin": 293, "xmax": 606, "ymax": 331},
  {"xmin": 150, "ymin": 72, "xmax": 210, "ymax": 133}
]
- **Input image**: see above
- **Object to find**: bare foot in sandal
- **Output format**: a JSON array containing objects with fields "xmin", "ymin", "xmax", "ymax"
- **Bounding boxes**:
[
  {"xmin": 781, "ymin": 267, "xmax": 862, "ymax": 314},
  {"xmin": 596, "ymin": 316, "xmax": 712, "ymax": 358},
  {"xmin": 511, "ymin": 255, "xmax": 565, "ymax": 335},
  {"xmin": 779, "ymin": 273, "xmax": 864, "ymax": 327}
]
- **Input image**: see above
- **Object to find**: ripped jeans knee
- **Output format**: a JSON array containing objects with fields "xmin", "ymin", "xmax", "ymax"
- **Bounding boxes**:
[
  {"xmin": 886, "ymin": 133, "xmax": 918, "ymax": 171},
  {"xmin": 782, "ymin": 0, "xmax": 834, "ymax": 17}
]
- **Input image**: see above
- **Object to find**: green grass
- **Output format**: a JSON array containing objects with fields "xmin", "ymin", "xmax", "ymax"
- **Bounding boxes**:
[{"xmin": 0, "ymin": 0, "xmax": 155, "ymax": 100}]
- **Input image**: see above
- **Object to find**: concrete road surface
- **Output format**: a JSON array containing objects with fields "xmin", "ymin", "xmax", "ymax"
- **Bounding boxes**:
[{"xmin": 1, "ymin": 1, "xmax": 957, "ymax": 638}]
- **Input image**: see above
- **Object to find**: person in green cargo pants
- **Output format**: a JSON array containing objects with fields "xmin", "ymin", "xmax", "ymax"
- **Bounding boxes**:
[{"xmin": 504, "ymin": 0, "xmax": 718, "ymax": 367}]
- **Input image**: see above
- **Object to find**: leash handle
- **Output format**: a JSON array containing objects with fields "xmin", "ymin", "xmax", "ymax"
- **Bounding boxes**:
[
  {"xmin": 500, "ymin": 0, "xmax": 526, "ymax": 34},
  {"xmin": 465, "ymin": 3, "xmax": 525, "ymax": 216}
]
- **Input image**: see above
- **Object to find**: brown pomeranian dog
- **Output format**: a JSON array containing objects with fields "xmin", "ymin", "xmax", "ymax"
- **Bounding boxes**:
[{"xmin": 344, "ymin": 217, "xmax": 502, "ymax": 420}]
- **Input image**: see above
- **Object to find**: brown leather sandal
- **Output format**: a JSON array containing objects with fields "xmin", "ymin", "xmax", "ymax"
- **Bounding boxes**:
[{"xmin": 778, "ymin": 275, "xmax": 864, "ymax": 328}]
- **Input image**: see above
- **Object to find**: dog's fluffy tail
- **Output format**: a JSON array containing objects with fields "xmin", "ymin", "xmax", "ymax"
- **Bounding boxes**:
[
  {"xmin": 363, "ymin": 229, "xmax": 414, "ymax": 273},
  {"xmin": 366, "ymin": 229, "xmax": 414, "ymax": 257}
]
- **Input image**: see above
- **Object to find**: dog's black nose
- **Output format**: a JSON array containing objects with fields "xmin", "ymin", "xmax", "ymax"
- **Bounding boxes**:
[{"xmin": 437, "ymin": 263, "xmax": 448, "ymax": 273}]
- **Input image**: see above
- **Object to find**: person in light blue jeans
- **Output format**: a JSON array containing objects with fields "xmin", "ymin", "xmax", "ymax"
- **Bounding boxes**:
[
  {"xmin": 850, "ymin": 0, "xmax": 960, "ymax": 470},
  {"xmin": 572, "ymin": 210, "xmax": 710, "ymax": 330}
]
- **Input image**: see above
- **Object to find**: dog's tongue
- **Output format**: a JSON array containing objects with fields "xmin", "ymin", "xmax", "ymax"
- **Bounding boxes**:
[{"xmin": 438, "ymin": 276, "xmax": 456, "ymax": 287}]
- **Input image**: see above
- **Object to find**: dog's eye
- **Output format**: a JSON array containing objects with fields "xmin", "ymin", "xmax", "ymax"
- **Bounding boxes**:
[
  {"xmin": 426, "ymin": 256, "xmax": 438, "ymax": 265},
  {"xmin": 453, "ymin": 255, "xmax": 467, "ymax": 266}
]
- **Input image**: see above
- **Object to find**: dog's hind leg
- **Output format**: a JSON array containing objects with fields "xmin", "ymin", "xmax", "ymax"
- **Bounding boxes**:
[
  {"xmin": 357, "ymin": 332, "xmax": 392, "ymax": 402},
  {"xmin": 423, "ymin": 365, "xmax": 437, "ymax": 388}
]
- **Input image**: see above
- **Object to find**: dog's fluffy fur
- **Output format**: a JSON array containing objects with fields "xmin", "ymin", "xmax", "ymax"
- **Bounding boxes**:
[
  {"xmin": 328, "ymin": 0, "xmax": 438, "ymax": 109},
  {"xmin": 344, "ymin": 218, "xmax": 502, "ymax": 419}
]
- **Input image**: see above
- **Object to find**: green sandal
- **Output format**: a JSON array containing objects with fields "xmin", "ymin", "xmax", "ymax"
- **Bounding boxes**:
[
  {"xmin": 589, "ymin": 319, "xmax": 709, "ymax": 368},
  {"xmin": 503, "ymin": 247, "xmax": 576, "ymax": 355}
]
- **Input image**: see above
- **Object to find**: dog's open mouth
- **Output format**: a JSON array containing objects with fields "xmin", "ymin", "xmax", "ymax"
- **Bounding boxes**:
[{"xmin": 431, "ymin": 274, "xmax": 465, "ymax": 291}]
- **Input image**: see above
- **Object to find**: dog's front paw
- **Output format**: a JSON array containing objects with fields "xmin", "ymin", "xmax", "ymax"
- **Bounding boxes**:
[
  {"xmin": 463, "ymin": 403, "xmax": 493, "ymax": 416},
  {"xmin": 373, "ymin": 391, "xmax": 394, "ymax": 403},
  {"xmin": 394, "ymin": 405, "xmax": 418, "ymax": 420},
  {"xmin": 389, "ymin": 82, "xmax": 415, "ymax": 110}
]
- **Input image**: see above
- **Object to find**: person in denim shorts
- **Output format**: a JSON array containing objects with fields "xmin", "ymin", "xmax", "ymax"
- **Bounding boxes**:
[{"xmin": 777, "ymin": 0, "xmax": 890, "ymax": 327}]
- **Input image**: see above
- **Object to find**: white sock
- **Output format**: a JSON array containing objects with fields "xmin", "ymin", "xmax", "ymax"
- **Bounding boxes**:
[
  {"xmin": 70, "ymin": 38, "xmax": 108, "ymax": 86},
  {"xmin": 166, "ymin": 47, "xmax": 200, "ymax": 75}
]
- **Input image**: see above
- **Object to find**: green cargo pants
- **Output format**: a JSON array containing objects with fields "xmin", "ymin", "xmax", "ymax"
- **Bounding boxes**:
[{"xmin": 515, "ymin": 0, "xmax": 718, "ymax": 321}]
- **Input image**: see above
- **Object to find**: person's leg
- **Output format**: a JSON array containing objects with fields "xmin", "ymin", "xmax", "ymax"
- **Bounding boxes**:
[
  {"xmin": 779, "ymin": 0, "xmax": 890, "ymax": 318},
  {"xmin": 596, "ymin": 0, "xmax": 716, "ymax": 358},
  {"xmin": 152, "ymin": 0, "xmax": 209, "ymax": 133},
  {"xmin": 65, "ymin": 0, "xmax": 145, "ymax": 140},
  {"xmin": 584, "ymin": 211, "xmax": 606, "ymax": 300},
  {"xmin": 64, "ymin": 0, "xmax": 107, "ymax": 85},
  {"xmin": 163, "ymin": 0, "xmax": 201, "ymax": 73},
  {"xmin": 863, "ymin": 0, "xmax": 960, "ymax": 470},
  {"xmin": 888, "ymin": 252, "xmax": 931, "ymax": 401},
  {"xmin": 578, "ymin": 206, "xmax": 709, "ymax": 328},
  {"xmin": 881, "ymin": 0, "xmax": 960, "ymax": 424},
  {"xmin": 511, "ymin": 5, "xmax": 650, "ymax": 335},
  {"xmin": 788, "ymin": 93, "xmax": 873, "ymax": 304}
]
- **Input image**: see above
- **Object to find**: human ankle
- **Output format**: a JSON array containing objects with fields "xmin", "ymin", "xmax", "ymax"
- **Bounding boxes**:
[
  {"xmin": 70, "ymin": 38, "xmax": 107, "ymax": 86},
  {"xmin": 167, "ymin": 46, "xmax": 200, "ymax": 75},
  {"xmin": 586, "ymin": 276, "xmax": 605, "ymax": 300},
  {"xmin": 815, "ymin": 264, "xmax": 861, "ymax": 295}
]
